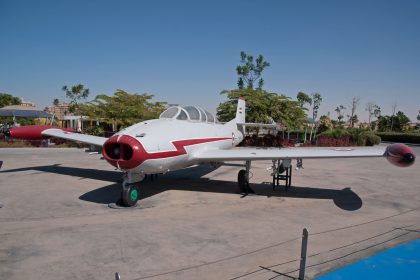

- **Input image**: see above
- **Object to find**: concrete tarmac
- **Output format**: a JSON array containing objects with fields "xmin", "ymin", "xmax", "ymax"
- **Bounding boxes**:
[{"xmin": 0, "ymin": 146, "xmax": 419, "ymax": 280}]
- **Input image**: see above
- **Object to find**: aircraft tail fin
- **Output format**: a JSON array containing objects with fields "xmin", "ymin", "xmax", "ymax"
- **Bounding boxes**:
[
  {"xmin": 224, "ymin": 97, "xmax": 246, "ymax": 129},
  {"xmin": 235, "ymin": 97, "xmax": 246, "ymax": 124},
  {"xmin": 225, "ymin": 98, "xmax": 277, "ymax": 132}
]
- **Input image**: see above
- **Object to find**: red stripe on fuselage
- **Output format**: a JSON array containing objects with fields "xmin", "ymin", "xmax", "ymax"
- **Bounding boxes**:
[{"xmin": 142, "ymin": 137, "xmax": 231, "ymax": 160}]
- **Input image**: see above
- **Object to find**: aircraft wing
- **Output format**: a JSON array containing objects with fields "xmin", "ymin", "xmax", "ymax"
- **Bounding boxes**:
[
  {"xmin": 193, "ymin": 146, "xmax": 387, "ymax": 161},
  {"xmin": 237, "ymin": 123, "xmax": 277, "ymax": 128},
  {"xmin": 42, "ymin": 129, "xmax": 107, "ymax": 147}
]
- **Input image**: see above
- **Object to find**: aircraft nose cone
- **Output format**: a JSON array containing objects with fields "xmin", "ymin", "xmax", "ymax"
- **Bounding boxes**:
[{"xmin": 102, "ymin": 134, "xmax": 145, "ymax": 170}]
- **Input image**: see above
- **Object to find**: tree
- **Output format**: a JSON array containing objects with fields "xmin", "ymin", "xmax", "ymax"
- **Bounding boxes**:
[
  {"xmin": 0, "ymin": 93, "xmax": 21, "ymax": 108},
  {"xmin": 309, "ymin": 92, "xmax": 322, "ymax": 141},
  {"xmin": 365, "ymin": 102, "xmax": 374, "ymax": 127},
  {"xmin": 390, "ymin": 102, "xmax": 397, "ymax": 131},
  {"xmin": 217, "ymin": 88, "xmax": 277, "ymax": 123},
  {"xmin": 377, "ymin": 111, "xmax": 410, "ymax": 132},
  {"xmin": 371, "ymin": 105, "xmax": 381, "ymax": 130},
  {"xmin": 62, "ymin": 84, "xmax": 90, "ymax": 112},
  {"xmin": 373, "ymin": 105, "xmax": 381, "ymax": 119},
  {"xmin": 53, "ymin": 98, "xmax": 60, "ymax": 106},
  {"xmin": 350, "ymin": 114, "xmax": 359, "ymax": 126},
  {"xmin": 297, "ymin": 92, "xmax": 312, "ymax": 141},
  {"xmin": 394, "ymin": 111, "xmax": 410, "ymax": 131},
  {"xmin": 348, "ymin": 97, "xmax": 360, "ymax": 127},
  {"xmin": 77, "ymin": 89, "xmax": 166, "ymax": 131},
  {"xmin": 297, "ymin": 92, "xmax": 312, "ymax": 110},
  {"xmin": 335, "ymin": 105, "xmax": 346, "ymax": 126},
  {"xmin": 365, "ymin": 102, "xmax": 381, "ymax": 129},
  {"xmin": 236, "ymin": 51, "xmax": 270, "ymax": 89},
  {"xmin": 318, "ymin": 115, "xmax": 333, "ymax": 133}
]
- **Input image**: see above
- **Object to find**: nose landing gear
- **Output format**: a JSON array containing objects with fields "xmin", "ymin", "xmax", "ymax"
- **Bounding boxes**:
[
  {"xmin": 117, "ymin": 172, "xmax": 146, "ymax": 207},
  {"xmin": 121, "ymin": 183, "xmax": 140, "ymax": 207}
]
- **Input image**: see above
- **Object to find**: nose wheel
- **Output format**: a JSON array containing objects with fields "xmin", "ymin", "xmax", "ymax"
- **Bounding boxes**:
[{"xmin": 121, "ymin": 183, "xmax": 140, "ymax": 207}]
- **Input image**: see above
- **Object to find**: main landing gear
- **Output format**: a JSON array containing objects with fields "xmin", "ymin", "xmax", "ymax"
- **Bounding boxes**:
[
  {"xmin": 238, "ymin": 161, "xmax": 254, "ymax": 194},
  {"xmin": 237, "ymin": 159, "xmax": 302, "ymax": 194}
]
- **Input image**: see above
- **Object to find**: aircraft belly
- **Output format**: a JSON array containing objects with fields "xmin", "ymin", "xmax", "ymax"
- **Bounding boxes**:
[{"xmin": 135, "ymin": 154, "xmax": 191, "ymax": 174}]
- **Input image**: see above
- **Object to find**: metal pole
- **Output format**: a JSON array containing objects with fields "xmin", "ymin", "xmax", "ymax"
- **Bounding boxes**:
[{"xmin": 299, "ymin": 228, "xmax": 308, "ymax": 280}]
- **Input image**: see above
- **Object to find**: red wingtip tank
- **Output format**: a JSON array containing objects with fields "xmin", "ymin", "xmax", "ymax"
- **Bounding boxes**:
[
  {"xmin": 385, "ymin": 143, "xmax": 416, "ymax": 167},
  {"xmin": 5, "ymin": 125, "xmax": 74, "ymax": 140}
]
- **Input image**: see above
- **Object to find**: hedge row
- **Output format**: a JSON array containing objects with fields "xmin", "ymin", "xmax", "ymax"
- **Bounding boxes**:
[
  {"xmin": 318, "ymin": 128, "xmax": 381, "ymax": 146},
  {"xmin": 240, "ymin": 135, "xmax": 295, "ymax": 147},
  {"xmin": 375, "ymin": 132, "xmax": 420, "ymax": 144}
]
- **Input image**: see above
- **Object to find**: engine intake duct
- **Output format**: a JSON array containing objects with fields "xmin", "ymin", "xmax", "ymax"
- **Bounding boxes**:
[
  {"xmin": 103, "ymin": 142, "xmax": 133, "ymax": 160},
  {"xmin": 102, "ymin": 134, "xmax": 144, "ymax": 170}
]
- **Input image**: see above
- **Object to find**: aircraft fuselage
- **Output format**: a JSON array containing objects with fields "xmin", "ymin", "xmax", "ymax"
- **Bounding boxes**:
[{"xmin": 101, "ymin": 119, "xmax": 243, "ymax": 174}]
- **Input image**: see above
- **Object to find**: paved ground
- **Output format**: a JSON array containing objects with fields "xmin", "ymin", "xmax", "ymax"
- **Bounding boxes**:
[{"xmin": 0, "ymin": 146, "xmax": 419, "ymax": 280}]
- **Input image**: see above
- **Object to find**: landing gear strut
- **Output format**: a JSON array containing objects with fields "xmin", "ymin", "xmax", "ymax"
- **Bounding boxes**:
[
  {"xmin": 119, "ymin": 172, "xmax": 145, "ymax": 207},
  {"xmin": 238, "ymin": 160, "xmax": 253, "ymax": 193}
]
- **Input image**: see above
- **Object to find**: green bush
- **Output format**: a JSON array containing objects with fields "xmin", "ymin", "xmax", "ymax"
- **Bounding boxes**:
[
  {"xmin": 346, "ymin": 128, "xmax": 381, "ymax": 146},
  {"xmin": 83, "ymin": 125, "xmax": 105, "ymax": 136},
  {"xmin": 360, "ymin": 131, "xmax": 381, "ymax": 146},
  {"xmin": 320, "ymin": 128, "xmax": 381, "ymax": 146},
  {"xmin": 319, "ymin": 128, "xmax": 349, "ymax": 139},
  {"xmin": 375, "ymin": 132, "xmax": 420, "ymax": 144}
]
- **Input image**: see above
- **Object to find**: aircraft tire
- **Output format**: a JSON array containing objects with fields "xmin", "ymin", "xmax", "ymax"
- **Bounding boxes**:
[
  {"xmin": 238, "ymin": 169, "xmax": 248, "ymax": 193},
  {"xmin": 121, "ymin": 184, "xmax": 140, "ymax": 207}
]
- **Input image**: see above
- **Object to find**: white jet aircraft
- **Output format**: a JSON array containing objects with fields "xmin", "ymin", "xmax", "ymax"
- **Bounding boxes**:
[{"xmin": 5, "ymin": 98, "xmax": 416, "ymax": 206}]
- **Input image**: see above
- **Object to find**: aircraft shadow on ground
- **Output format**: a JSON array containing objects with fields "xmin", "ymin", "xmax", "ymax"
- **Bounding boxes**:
[
  {"xmin": 2, "ymin": 164, "xmax": 362, "ymax": 211},
  {"xmin": 79, "ymin": 165, "xmax": 363, "ymax": 211},
  {"xmin": 1, "ymin": 164, "xmax": 121, "ymax": 182}
]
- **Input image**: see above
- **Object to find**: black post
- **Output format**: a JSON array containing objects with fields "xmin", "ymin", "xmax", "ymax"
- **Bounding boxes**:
[{"xmin": 299, "ymin": 228, "xmax": 308, "ymax": 280}]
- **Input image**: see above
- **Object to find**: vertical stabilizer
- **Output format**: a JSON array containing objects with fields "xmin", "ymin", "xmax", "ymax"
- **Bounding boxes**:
[{"xmin": 235, "ymin": 97, "xmax": 246, "ymax": 124}]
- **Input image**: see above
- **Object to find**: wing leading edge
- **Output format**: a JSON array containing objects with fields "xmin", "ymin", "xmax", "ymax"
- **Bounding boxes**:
[
  {"xmin": 194, "ymin": 146, "xmax": 387, "ymax": 162},
  {"xmin": 42, "ymin": 129, "xmax": 107, "ymax": 147}
]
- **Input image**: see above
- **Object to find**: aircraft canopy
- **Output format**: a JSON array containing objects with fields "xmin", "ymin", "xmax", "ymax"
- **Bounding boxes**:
[{"xmin": 159, "ymin": 106, "xmax": 216, "ymax": 123}]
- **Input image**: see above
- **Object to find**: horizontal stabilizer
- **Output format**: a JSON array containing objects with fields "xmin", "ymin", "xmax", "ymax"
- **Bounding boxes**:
[{"xmin": 237, "ymin": 122, "xmax": 277, "ymax": 128}]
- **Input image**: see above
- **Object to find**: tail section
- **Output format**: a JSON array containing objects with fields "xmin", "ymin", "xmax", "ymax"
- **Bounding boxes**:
[
  {"xmin": 225, "ymin": 98, "xmax": 246, "ymax": 128},
  {"xmin": 235, "ymin": 97, "xmax": 246, "ymax": 124}
]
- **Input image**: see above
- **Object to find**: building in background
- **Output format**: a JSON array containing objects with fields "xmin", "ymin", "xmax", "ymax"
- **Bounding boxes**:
[
  {"xmin": 18, "ymin": 98, "xmax": 36, "ymax": 108},
  {"xmin": 46, "ymin": 102, "xmax": 88, "ymax": 131},
  {"xmin": 0, "ymin": 98, "xmax": 51, "ymax": 125}
]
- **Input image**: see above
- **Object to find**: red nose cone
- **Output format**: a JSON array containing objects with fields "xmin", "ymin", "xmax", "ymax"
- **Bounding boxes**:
[
  {"xmin": 102, "ymin": 134, "xmax": 144, "ymax": 170},
  {"xmin": 386, "ymin": 143, "xmax": 416, "ymax": 167},
  {"xmin": 8, "ymin": 125, "xmax": 74, "ymax": 140}
]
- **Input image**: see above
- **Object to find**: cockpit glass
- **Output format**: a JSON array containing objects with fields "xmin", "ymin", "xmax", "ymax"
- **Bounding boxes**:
[
  {"xmin": 160, "ymin": 107, "xmax": 178, "ymax": 118},
  {"xmin": 177, "ymin": 109, "xmax": 188, "ymax": 120},
  {"xmin": 159, "ymin": 105, "xmax": 215, "ymax": 123},
  {"xmin": 205, "ymin": 110, "xmax": 214, "ymax": 122},
  {"xmin": 198, "ymin": 107, "xmax": 207, "ymax": 122},
  {"xmin": 183, "ymin": 106, "xmax": 200, "ymax": 120}
]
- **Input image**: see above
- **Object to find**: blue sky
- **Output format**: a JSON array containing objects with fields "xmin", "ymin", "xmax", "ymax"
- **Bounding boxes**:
[{"xmin": 1, "ymin": 0, "xmax": 419, "ymax": 121}]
